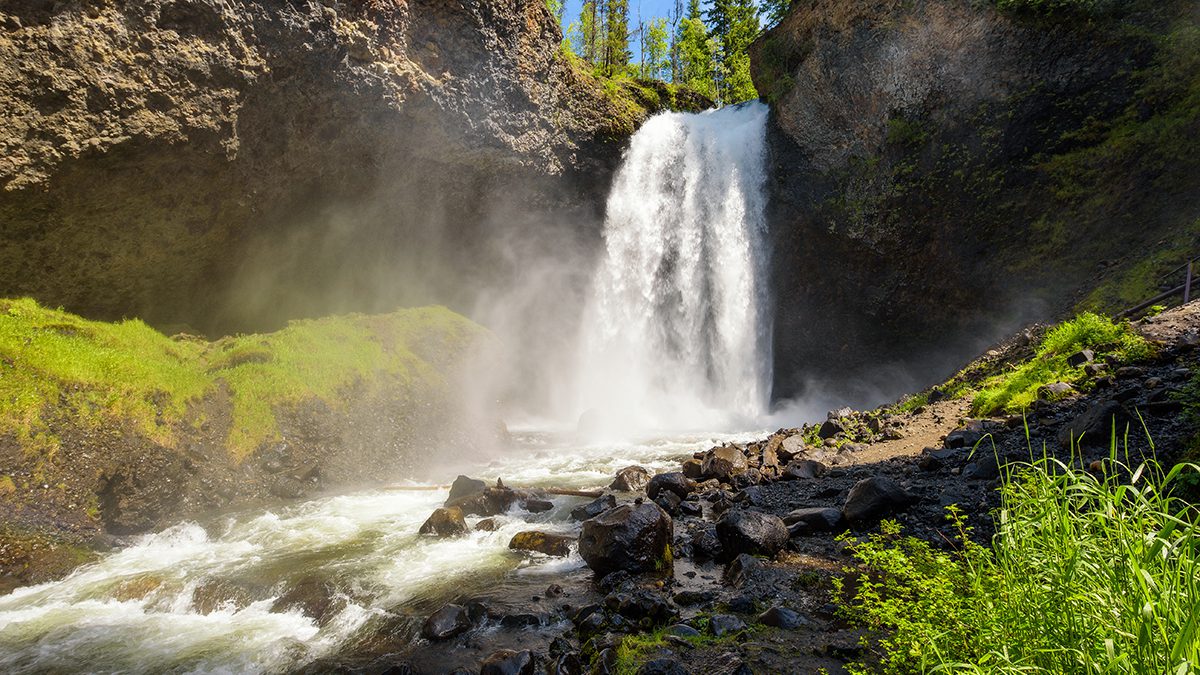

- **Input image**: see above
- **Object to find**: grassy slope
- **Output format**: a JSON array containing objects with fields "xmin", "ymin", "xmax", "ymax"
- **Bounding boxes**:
[{"xmin": 0, "ymin": 298, "xmax": 482, "ymax": 463}]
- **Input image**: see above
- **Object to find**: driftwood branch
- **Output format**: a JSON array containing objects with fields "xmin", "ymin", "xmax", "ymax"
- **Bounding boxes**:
[{"xmin": 382, "ymin": 485, "xmax": 603, "ymax": 498}]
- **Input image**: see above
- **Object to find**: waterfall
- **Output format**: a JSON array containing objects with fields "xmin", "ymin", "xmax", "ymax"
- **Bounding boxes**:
[{"xmin": 575, "ymin": 102, "xmax": 772, "ymax": 434}]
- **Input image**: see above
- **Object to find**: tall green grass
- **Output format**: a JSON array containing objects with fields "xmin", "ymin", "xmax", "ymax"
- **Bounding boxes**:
[{"xmin": 834, "ymin": 451, "xmax": 1200, "ymax": 673}]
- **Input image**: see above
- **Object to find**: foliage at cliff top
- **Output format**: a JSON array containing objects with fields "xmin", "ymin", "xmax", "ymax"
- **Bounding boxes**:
[{"xmin": 0, "ymin": 298, "xmax": 482, "ymax": 462}]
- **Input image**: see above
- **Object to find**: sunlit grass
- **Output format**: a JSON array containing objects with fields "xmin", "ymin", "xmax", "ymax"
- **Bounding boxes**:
[
  {"xmin": 0, "ymin": 298, "xmax": 481, "ymax": 462},
  {"xmin": 835, "ymin": 440, "xmax": 1200, "ymax": 673}
]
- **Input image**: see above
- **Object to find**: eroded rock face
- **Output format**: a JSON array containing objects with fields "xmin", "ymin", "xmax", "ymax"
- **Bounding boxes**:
[
  {"xmin": 752, "ymin": 0, "xmax": 1200, "ymax": 399},
  {"xmin": 0, "ymin": 0, "xmax": 682, "ymax": 333}
]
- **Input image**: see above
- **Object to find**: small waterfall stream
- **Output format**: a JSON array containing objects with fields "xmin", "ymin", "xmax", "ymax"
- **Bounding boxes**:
[{"xmin": 575, "ymin": 102, "xmax": 772, "ymax": 434}]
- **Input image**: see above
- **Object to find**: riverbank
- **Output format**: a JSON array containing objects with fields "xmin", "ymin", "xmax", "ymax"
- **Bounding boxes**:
[
  {"xmin": 378, "ymin": 304, "xmax": 1199, "ymax": 674},
  {"xmin": 0, "ymin": 299, "xmax": 489, "ymax": 593}
]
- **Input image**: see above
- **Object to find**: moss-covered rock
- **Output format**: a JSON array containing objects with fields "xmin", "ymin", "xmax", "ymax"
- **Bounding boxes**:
[{"xmin": 0, "ymin": 298, "xmax": 489, "ymax": 585}]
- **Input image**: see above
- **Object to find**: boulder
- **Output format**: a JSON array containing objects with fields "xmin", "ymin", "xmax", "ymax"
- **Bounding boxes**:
[
  {"xmin": 418, "ymin": 507, "xmax": 468, "ymax": 537},
  {"xmin": 571, "ymin": 494, "xmax": 617, "ymax": 521},
  {"xmin": 578, "ymin": 502, "xmax": 673, "ymax": 575},
  {"xmin": 1058, "ymin": 400, "xmax": 1130, "ymax": 448},
  {"xmin": 1037, "ymin": 382, "xmax": 1075, "ymax": 400},
  {"xmin": 817, "ymin": 418, "xmax": 844, "ymax": 439},
  {"xmin": 509, "ymin": 531, "xmax": 573, "ymax": 557},
  {"xmin": 944, "ymin": 423, "xmax": 984, "ymax": 449},
  {"xmin": 782, "ymin": 507, "xmax": 842, "ymax": 533},
  {"xmin": 637, "ymin": 659, "xmax": 690, "ymax": 675},
  {"xmin": 475, "ymin": 518, "xmax": 498, "ymax": 532},
  {"xmin": 781, "ymin": 459, "xmax": 826, "ymax": 480},
  {"xmin": 523, "ymin": 498, "xmax": 554, "ymax": 513},
  {"xmin": 448, "ymin": 487, "xmax": 517, "ymax": 517},
  {"xmin": 654, "ymin": 491, "xmax": 682, "ymax": 515},
  {"xmin": 701, "ymin": 445, "xmax": 748, "ymax": 480},
  {"xmin": 778, "ymin": 434, "xmax": 807, "ymax": 462},
  {"xmin": 611, "ymin": 466, "xmax": 652, "ymax": 492},
  {"xmin": 1066, "ymin": 348, "xmax": 1096, "ymax": 367},
  {"xmin": 709, "ymin": 614, "xmax": 747, "ymax": 637},
  {"xmin": 715, "ymin": 509, "xmax": 789, "ymax": 559},
  {"xmin": 480, "ymin": 649, "xmax": 535, "ymax": 675},
  {"xmin": 421, "ymin": 603, "xmax": 473, "ymax": 640},
  {"xmin": 647, "ymin": 472, "xmax": 694, "ymax": 501},
  {"xmin": 681, "ymin": 458, "xmax": 704, "ymax": 480},
  {"xmin": 446, "ymin": 475, "xmax": 486, "ymax": 503},
  {"xmin": 758, "ymin": 605, "xmax": 807, "ymax": 629},
  {"xmin": 843, "ymin": 477, "xmax": 913, "ymax": 525}
]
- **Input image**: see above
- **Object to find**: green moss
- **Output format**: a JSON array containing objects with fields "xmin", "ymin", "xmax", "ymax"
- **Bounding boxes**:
[
  {"xmin": 971, "ymin": 313, "xmax": 1151, "ymax": 415},
  {"xmin": 0, "ymin": 298, "xmax": 482, "ymax": 462},
  {"xmin": 608, "ymin": 621, "xmax": 749, "ymax": 675}
]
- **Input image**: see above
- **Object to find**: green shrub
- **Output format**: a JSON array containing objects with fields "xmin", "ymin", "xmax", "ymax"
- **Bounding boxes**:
[
  {"xmin": 993, "ymin": 0, "xmax": 1122, "ymax": 15},
  {"xmin": 835, "ymin": 456, "xmax": 1200, "ymax": 674},
  {"xmin": 972, "ymin": 313, "xmax": 1151, "ymax": 415}
]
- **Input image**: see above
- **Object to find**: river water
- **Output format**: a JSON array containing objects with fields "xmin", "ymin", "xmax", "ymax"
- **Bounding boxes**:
[{"xmin": 0, "ymin": 430, "xmax": 768, "ymax": 673}]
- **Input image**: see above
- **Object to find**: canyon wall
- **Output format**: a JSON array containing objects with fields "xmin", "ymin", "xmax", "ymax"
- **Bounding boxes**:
[{"xmin": 753, "ymin": 0, "xmax": 1200, "ymax": 401}]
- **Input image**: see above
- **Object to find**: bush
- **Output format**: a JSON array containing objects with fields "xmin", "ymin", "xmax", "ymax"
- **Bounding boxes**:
[{"xmin": 834, "ymin": 456, "xmax": 1200, "ymax": 674}]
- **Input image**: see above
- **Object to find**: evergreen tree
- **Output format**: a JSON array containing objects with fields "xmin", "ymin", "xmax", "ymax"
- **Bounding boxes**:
[
  {"xmin": 704, "ymin": 0, "xmax": 759, "ymax": 103},
  {"xmin": 569, "ymin": 1, "xmax": 602, "ymax": 66},
  {"xmin": 642, "ymin": 17, "xmax": 670, "ymax": 80},
  {"xmin": 601, "ymin": 0, "xmax": 631, "ymax": 77},
  {"xmin": 760, "ymin": 0, "xmax": 793, "ymax": 27},
  {"xmin": 676, "ymin": 0, "xmax": 717, "ymax": 98}
]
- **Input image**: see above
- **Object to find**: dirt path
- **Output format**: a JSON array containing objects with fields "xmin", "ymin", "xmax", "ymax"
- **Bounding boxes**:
[{"xmin": 850, "ymin": 398, "xmax": 972, "ymax": 465}]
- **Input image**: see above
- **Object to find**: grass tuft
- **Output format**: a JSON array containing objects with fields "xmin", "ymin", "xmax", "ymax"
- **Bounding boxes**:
[
  {"xmin": 971, "ymin": 313, "xmax": 1151, "ymax": 415},
  {"xmin": 834, "ymin": 449, "xmax": 1200, "ymax": 674}
]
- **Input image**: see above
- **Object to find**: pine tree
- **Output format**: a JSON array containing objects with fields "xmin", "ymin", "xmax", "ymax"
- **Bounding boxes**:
[
  {"xmin": 760, "ymin": 0, "xmax": 793, "ymax": 27},
  {"xmin": 601, "ymin": 0, "xmax": 631, "ymax": 77},
  {"xmin": 642, "ymin": 18, "xmax": 670, "ymax": 80},
  {"xmin": 676, "ymin": 0, "xmax": 716, "ymax": 98},
  {"xmin": 704, "ymin": 0, "xmax": 759, "ymax": 103}
]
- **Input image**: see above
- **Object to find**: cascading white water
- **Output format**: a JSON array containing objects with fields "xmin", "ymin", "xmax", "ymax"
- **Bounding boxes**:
[{"xmin": 574, "ymin": 102, "xmax": 772, "ymax": 434}]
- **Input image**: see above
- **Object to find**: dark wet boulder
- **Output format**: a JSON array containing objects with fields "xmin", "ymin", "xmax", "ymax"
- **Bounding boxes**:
[
  {"xmin": 781, "ymin": 459, "xmax": 827, "ymax": 480},
  {"xmin": 817, "ymin": 418, "xmax": 844, "ymax": 439},
  {"xmin": 709, "ymin": 614, "xmax": 747, "ymax": 637},
  {"xmin": 449, "ymin": 487, "xmax": 518, "ymax": 517},
  {"xmin": 509, "ymin": 531, "xmax": 573, "ymax": 557},
  {"xmin": 688, "ymin": 525, "xmax": 723, "ymax": 561},
  {"xmin": 647, "ymin": 472, "xmax": 695, "ymax": 500},
  {"xmin": 1067, "ymin": 348, "xmax": 1096, "ymax": 367},
  {"xmin": 480, "ymin": 649, "xmax": 535, "ymax": 675},
  {"xmin": 421, "ymin": 603, "xmax": 473, "ymax": 640},
  {"xmin": 654, "ymin": 491, "xmax": 682, "ymax": 515},
  {"xmin": 549, "ymin": 652, "xmax": 584, "ymax": 675},
  {"xmin": 571, "ymin": 494, "xmax": 617, "ymax": 521},
  {"xmin": 944, "ymin": 423, "xmax": 985, "ymax": 449},
  {"xmin": 579, "ymin": 502, "xmax": 673, "ymax": 575},
  {"xmin": 681, "ymin": 458, "xmax": 704, "ymax": 480},
  {"xmin": 730, "ymin": 468, "xmax": 762, "ymax": 490},
  {"xmin": 637, "ymin": 659, "xmax": 691, "ymax": 675},
  {"xmin": 963, "ymin": 454, "xmax": 1001, "ymax": 481},
  {"xmin": 782, "ymin": 507, "xmax": 843, "ymax": 533},
  {"xmin": 918, "ymin": 447, "xmax": 960, "ymax": 471},
  {"xmin": 679, "ymin": 500, "xmax": 703, "ymax": 517},
  {"xmin": 1058, "ymin": 400, "xmax": 1130, "ymax": 448},
  {"xmin": 611, "ymin": 466, "xmax": 652, "ymax": 492},
  {"xmin": 475, "ymin": 518, "xmax": 498, "ymax": 532},
  {"xmin": 843, "ymin": 477, "xmax": 913, "ymax": 525},
  {"xmin": 758, "ymin": 605, "xmax": 808, "ymax": 629},
  {"xmin": 604, "ymin": 589, "xmax": 675, "ymax": 624},
  {"xmin": 447, "ymin": 475, "xmax": 487, "ymax": 503},
  {"xmin": 418, "ymin": 507, "xmax": 468, "ymax": 537},
  {"xmin": 715, "ymin": 509, "xmax": 789, "ymax": 560},
  {"xmin": 724, "ymin": 553, "xmax": 762, "ymax": 588},
  {"xmin": 701, "ymin": 445, "xmax": 748, "ymax": 480}
]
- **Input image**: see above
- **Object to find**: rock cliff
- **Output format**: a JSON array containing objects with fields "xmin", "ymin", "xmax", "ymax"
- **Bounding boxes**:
[
  {"xmin": 0, "ymin": 0, "xmax": 688, "ymax": 334},
  {"xmin": 753, "ymin": 0, "xmax": 1200, "ymax": 401}
]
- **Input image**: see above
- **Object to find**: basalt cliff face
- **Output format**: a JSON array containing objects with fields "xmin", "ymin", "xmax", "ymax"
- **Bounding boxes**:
[
  {"xmin": 753, "ymin": 0, "xmax": 1200, "ymax": 401},
  {"xmin": 0, "ymin": 0, "xmax": 684, "ymax": 334}
]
